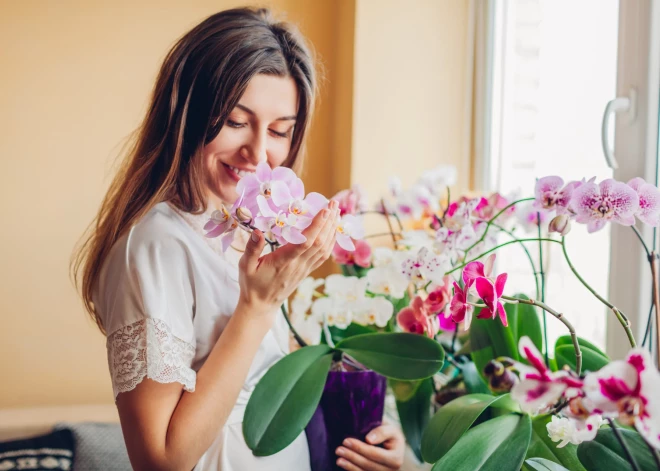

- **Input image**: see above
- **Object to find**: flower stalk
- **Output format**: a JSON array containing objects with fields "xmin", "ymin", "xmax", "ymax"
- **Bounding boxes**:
[
  {"xmin": 607, "ymin": 418, "xmax": 641, "ymax": 471},
  {"xmin": 502, "ymin": 295, "xmax": 582, "ymax": 375},
  {"xmin": 561, "ymin": 237, "xmax": 637, "ymax": 348}
]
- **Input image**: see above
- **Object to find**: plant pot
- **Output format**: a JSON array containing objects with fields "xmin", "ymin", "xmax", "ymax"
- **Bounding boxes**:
[{"xmin": 306, "ymin": 369, "xmax": 387, "ymax": 471}]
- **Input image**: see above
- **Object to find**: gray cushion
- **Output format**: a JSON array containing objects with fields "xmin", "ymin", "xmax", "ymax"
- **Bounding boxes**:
[{"xmin": 54, "ymin": 423, "xmax": 131, "ymax": 471}]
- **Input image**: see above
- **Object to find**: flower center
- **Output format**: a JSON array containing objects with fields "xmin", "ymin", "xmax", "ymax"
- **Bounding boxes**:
[
  {"xmin": 260, "ymin": 182, "xmax": 272, "ymax": 198},
  {"xmin": 290, "ymin": 199, "xmax": 305, "ymax": 215},
  {"xmin": 617, "ymin": 396, "xmax": 645, "ymax": 425}
]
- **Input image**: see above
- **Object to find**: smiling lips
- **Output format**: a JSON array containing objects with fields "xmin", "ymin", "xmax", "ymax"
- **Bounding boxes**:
[{"xmin": 223, "ymin": 163, "xmax": 256, "ymax": 182}]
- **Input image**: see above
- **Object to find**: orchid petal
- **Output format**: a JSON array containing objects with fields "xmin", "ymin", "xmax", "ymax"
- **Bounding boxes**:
[
  {"xmin": 282, "ymin": 226, "xmax": 307, "ymax": 244},
  {"xmin": 270, "ymin": 180, "xmax": 292, "ymax": 207},
  {"xmin": 475, "ymin": 277, "xmax": 496, "ymax": 307},
  {"xmin": 304, "ymin": 192, "xmax": 330, "ymax": 216},
  {"xmin": 336, "ymin": 233, "xmax": 356, "ymax": 251},
  {"xmin": 256, "ymin": 162, "xmax": 271, "ymax": 181}
]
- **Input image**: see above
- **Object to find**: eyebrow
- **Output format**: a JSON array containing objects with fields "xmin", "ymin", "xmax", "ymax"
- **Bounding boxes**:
[{"xmin": 236, "ymin": 104, "xmax": 297, "ymax": 122}]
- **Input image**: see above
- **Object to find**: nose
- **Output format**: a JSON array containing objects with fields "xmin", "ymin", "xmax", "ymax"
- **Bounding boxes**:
[{"xmin": 241, "ymin": 129, "xmax": 268, "ymax": 165}]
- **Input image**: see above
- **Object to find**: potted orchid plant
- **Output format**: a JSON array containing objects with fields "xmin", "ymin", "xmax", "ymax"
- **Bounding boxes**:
[{"xmin": 205, "ymin": 162, "xmax": 660, "ymax": 470}]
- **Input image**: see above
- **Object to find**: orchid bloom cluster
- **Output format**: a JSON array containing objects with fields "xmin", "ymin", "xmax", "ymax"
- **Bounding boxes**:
[
  {"xmin": 507, "ymin": 336, "xmax": 660, "ymax": 450},
  {"xmin": 290, "ymin": 274, "xmax": 395, "ymax": 344},
  {"xmin": 203, "ymin": 162, "xmax": 365, "ymax": 251},
  {"xmin": 535, "ymin": 175, "xmax": 660, "ymax": 234},
  {"xmin": 449, "ymin": 254, "xmax": 508, "ymax": 330}
]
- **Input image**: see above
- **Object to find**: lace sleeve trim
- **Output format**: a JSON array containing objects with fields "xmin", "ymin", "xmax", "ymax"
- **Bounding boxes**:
[{"xmin": 107, "ymin": 318, "xmax": 196, "ymax": 398}]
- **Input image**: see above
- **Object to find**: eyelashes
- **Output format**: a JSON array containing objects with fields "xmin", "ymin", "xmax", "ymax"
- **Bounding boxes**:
[{"xmin": 225, "ymin": 120, "xmax": 291, "ymax": 139}]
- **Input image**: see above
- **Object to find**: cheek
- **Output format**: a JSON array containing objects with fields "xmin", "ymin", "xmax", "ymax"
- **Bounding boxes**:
[
  {"xmin": 205, "ymin": 129, "xmax": 244, "ymax": 156},
  {"xmin": 268, "ymin": 140, "xmax": 292, "ymax": 167}
]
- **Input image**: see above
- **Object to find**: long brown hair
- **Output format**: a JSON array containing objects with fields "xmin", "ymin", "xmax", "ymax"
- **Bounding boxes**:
[{"xmin": 72, "ymin": 7, "xmax": 318, "ymax": 334}]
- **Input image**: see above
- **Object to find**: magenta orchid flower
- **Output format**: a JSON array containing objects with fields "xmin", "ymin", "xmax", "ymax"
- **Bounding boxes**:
[
  {"xmin": 583, "ymin": 348, "xmax": 660, "ymax": 449},
  {"xmin": 396, "ymin": 295, "xmax": 439, "ymax": 338},
  {"xmin": 475, "ymin": 273, "xmax": 508, "ymax": 326},
  {"xmin": 462, "ymin": 253, "xmax": 496, "ymax": 285},
  {"xmin": 424, "ymin": 276, "xmax": 453, "ymax": 315},
  {"xmin": 449, "ymin": 280, "xmax": 475, "ymax": 329},
  {"xmin": 332, "ymin": 239, "xmax": 372, "ymax": 267},
  {"xmin": 572, "ymin": 178, "xmax": 639, "ymax": 233},
  {"xmin": 511, "ymin": 336, "xmax": 584, "ymax": 414},
  {"xmin": 628, "ymin": 177, "xmax": 660, "ymax": 227}
]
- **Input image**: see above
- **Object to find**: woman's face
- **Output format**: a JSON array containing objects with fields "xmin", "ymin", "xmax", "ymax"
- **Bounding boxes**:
[{"xmin": 202, "ymin": 74, "xmax": 299, "ymax": 206}]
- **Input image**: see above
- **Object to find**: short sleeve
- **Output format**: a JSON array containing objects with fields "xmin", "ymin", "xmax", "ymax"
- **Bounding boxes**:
[{"xmin": 96, "ymin": 217, "xmax": 197, "ymax": 399}]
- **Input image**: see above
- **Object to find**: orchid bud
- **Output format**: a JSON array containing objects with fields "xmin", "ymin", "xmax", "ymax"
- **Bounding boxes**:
[
  {"xmin": 549, "ymin": 214, "xmax": 571, "ymax": 236},
  {"xmin": 483, "ymin": 359, "xmax": 518, "ymax": 393},
  {"xmin": 236, "ymin": 206, "xmax": 253, "ymax": 223}
]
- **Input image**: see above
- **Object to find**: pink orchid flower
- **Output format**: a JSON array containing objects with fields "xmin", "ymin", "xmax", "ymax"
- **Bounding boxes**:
[
  {"xmin": 424, "ymin": 276, "xmax": 453, "ymax": 315},
  {"xmin": 449, "ymin": 280, "xmax": 475, "ymax": 329},
  {"xmin": 511, "ymin": 336, "xmax": 584, "ymax": 414},
  {"xmin": 270, "ymin": 175, "xmax": 328, "ymax": 218},
  {"xmin": 332, "ymin": 185, "xmax": 368, "ymax": 216},
  {"xmin": 236, "ymin": 161, "xmax": 297, "ymax": 205},
  {"xmin": 332, "ymin": 239, "xmax": 372, "ymax": 267},
  {"xmin": 475, "ymin": 273, "xmax": 508, "ymax": 326},
  {"xmin": 583, "ymin": 348, "xmax": 660, "ymax": 449},
  {"xmin": 628, "ymin": 177, "xmax": 660, "ymax": 227},
  {"xmin": 437, "ymin": 310, "xmax": 457, "ymax": 332},
  {"xmin": 203, "ymin": 204, "xmax": 239, "ymax": 252},
  {"xmin": 534, "ymin": 176, "xmax": 580, "ymax": 214},
  {"xmin": 397, "ymin": 295, "xmax": 439, "ymax": 338},
  {"xmin": 477, "ymin": 193, "xmax": 515, "ymax": 220},
  {"xmin": 572, "ymin": 178, "xmax": 640, "ymax": 233},
  {"xmin": 254, "ymin": 195, "xmax": 313, "ymax": 245}
]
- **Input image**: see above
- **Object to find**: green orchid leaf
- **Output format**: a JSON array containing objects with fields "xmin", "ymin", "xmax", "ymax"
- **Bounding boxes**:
[
  {"xmin": 577, "ymin": 427, "xmax": 659, "ymax": 471},
  {"xmin": 525, "ymin": 415, "xmax": 586, "ymax": 471},
  {"xmin": 505, "ymin": 293, "xmax": 543, "ymax": 354},
  {"xmin": 462, "ymin": 361, "xmax": 492, "ymax": 395},
  {"xmin": 336, "ymin": 333, "xmax": 445, "ymax": 380},
  {"xmin": 555, "ymin": 335, "xmax": 606, "ymax": 357},
  {"xmin": 431, "ymin": 413, "xmax": 532, "ymax": 470},
  {"xmin": 395, "ymin": 377, "xmax": 434, "ymax": 462},
  {"xmin": 525, "ymin": 457, "xmax": 570, "ymax": 471},
  {"xmin": 243, "ymin": 345, "xmax": 332, "ymax": 456},
  {"xmin": 324, "ymin": 322, "xmax": 375, "ymax": 345},
  {"xmin": 470, "ymin": 314, "xmax": 518, "ymax": 381},
  {"xmin": 555, "ymin": 345, "xmax": 609, "ymax": 373},
  {"xmin": 421, "ymin": 393, "xmax": 517, "ymax": 463}
]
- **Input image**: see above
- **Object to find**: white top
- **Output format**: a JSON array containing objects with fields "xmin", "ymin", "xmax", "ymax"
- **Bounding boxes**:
[{"xmin": 94, "ymin": 201, "xmax": 311, "ymax": 471}]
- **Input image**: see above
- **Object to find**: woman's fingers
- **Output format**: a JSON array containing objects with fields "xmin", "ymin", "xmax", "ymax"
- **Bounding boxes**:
[
  {"xmin": 335, "ymin": 445, "xmax": 388, "ymax": 471},
  {"xmin": 338, "ymin": 438, "xmax": 397, "ymax": 468}
]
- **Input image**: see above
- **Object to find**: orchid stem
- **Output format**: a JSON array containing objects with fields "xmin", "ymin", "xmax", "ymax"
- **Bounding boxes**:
[
  {"xmin": 632, "ymin": 225, "xmax": 652, "ymax": 259},
  {"xmin": 462, "ymin": 197, "xmax": 535, "ymax": 255},
  {"xmin": 537, "ymin": 213, "xmax": 549, "ymax": 365},
  {"xmin": 265, "ymin": 243, "xmax": 307, "ymax": 348},
  {"xmin": 607, "ymin": 419, "xmax": 641, "ymax": 471},
  {"xmin": 649, "ymin": 251, "xmax": 660, "ymax": 366},
  {"xmin": 491, "ymin": 223, "xmax": 541, "ymax": 301},
  {"xmin": 502, "ymin": 295, "xmax": 582, "ymax": 375},
  {"xmin": 561, "ymin": 237, "xmax": 636, "ymax": 348},
  {"xmin": 365, "ymin": 232, "xmax": 403, "ymax": 240},
  {"xmin": 447, "ymin": 238, "xmax": 561, "ymax": 275},
  {"xmin": 381, "ymin": 198, "xmax": 399, "ymax": 246}
]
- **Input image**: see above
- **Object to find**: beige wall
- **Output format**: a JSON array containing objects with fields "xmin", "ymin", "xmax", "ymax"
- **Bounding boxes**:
[
  {"xmin": 0, "ymin": 0, "xmax": 468, "ymax": 408},
  {"xmin": 352, "ymin": 0, "xmax": 470, "ymax": 200}
]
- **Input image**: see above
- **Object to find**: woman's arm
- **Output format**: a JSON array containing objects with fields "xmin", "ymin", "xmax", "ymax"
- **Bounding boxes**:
[
  {"xmin": 116, "ymin": 301, "xmax": 272, "ymax": 471},
  {"xmin": 115, "ymin": 202, "xmax": 340, "ymax": 471}
]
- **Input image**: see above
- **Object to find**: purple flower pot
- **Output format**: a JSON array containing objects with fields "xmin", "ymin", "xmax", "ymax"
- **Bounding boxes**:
[{"xmin": 306, "ymin": 369, "xmax": 387, "ymax": 471}]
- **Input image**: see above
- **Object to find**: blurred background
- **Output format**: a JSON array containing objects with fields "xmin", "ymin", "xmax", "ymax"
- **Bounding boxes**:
[{"xmin": 1, "ymin": 0, "xmax": 658, "ymax": 428}]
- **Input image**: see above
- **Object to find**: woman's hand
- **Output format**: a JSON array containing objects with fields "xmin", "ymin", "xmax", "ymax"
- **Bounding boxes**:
[
  {"xmin": 335, "ymin": 424, "xmax": 405, "ymax": 471},
  {"xmin": 237, "ymin": 200, "xmax": 339, "ymax": 319}
]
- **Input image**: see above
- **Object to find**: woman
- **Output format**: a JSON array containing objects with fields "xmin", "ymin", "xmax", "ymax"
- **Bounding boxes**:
[{"xmin": 73, "ymin": 7, "xmax": 405, "ymax": 471}]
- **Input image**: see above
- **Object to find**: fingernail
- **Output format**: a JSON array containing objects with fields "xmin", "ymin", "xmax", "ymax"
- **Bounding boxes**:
[
  {"xmin": 337, "ymin": 458, "xmax": 347, "ymax": 467},
  {"xmin": 336, "ymin": 447, "xmax": 345, "ymax": 456},
  {"xmin": 366, "ymin": 433, "xmax": 376, "ymax": 442},
  {"xmin": 322, "ymin": 209, "xmax": 329, "ymax": 219},
  {"xmin": 343, "ymin": 438, "xmax": 352, "ymax": 448},
  {"xmin": 251, "ymin": 231, "xmax": 259, "ymax": 242}
]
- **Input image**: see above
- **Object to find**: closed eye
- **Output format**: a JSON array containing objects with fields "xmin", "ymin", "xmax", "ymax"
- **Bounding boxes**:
[{"xmin": 226, "ymin": 120, "xmax": 246, "ymax": 128}]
